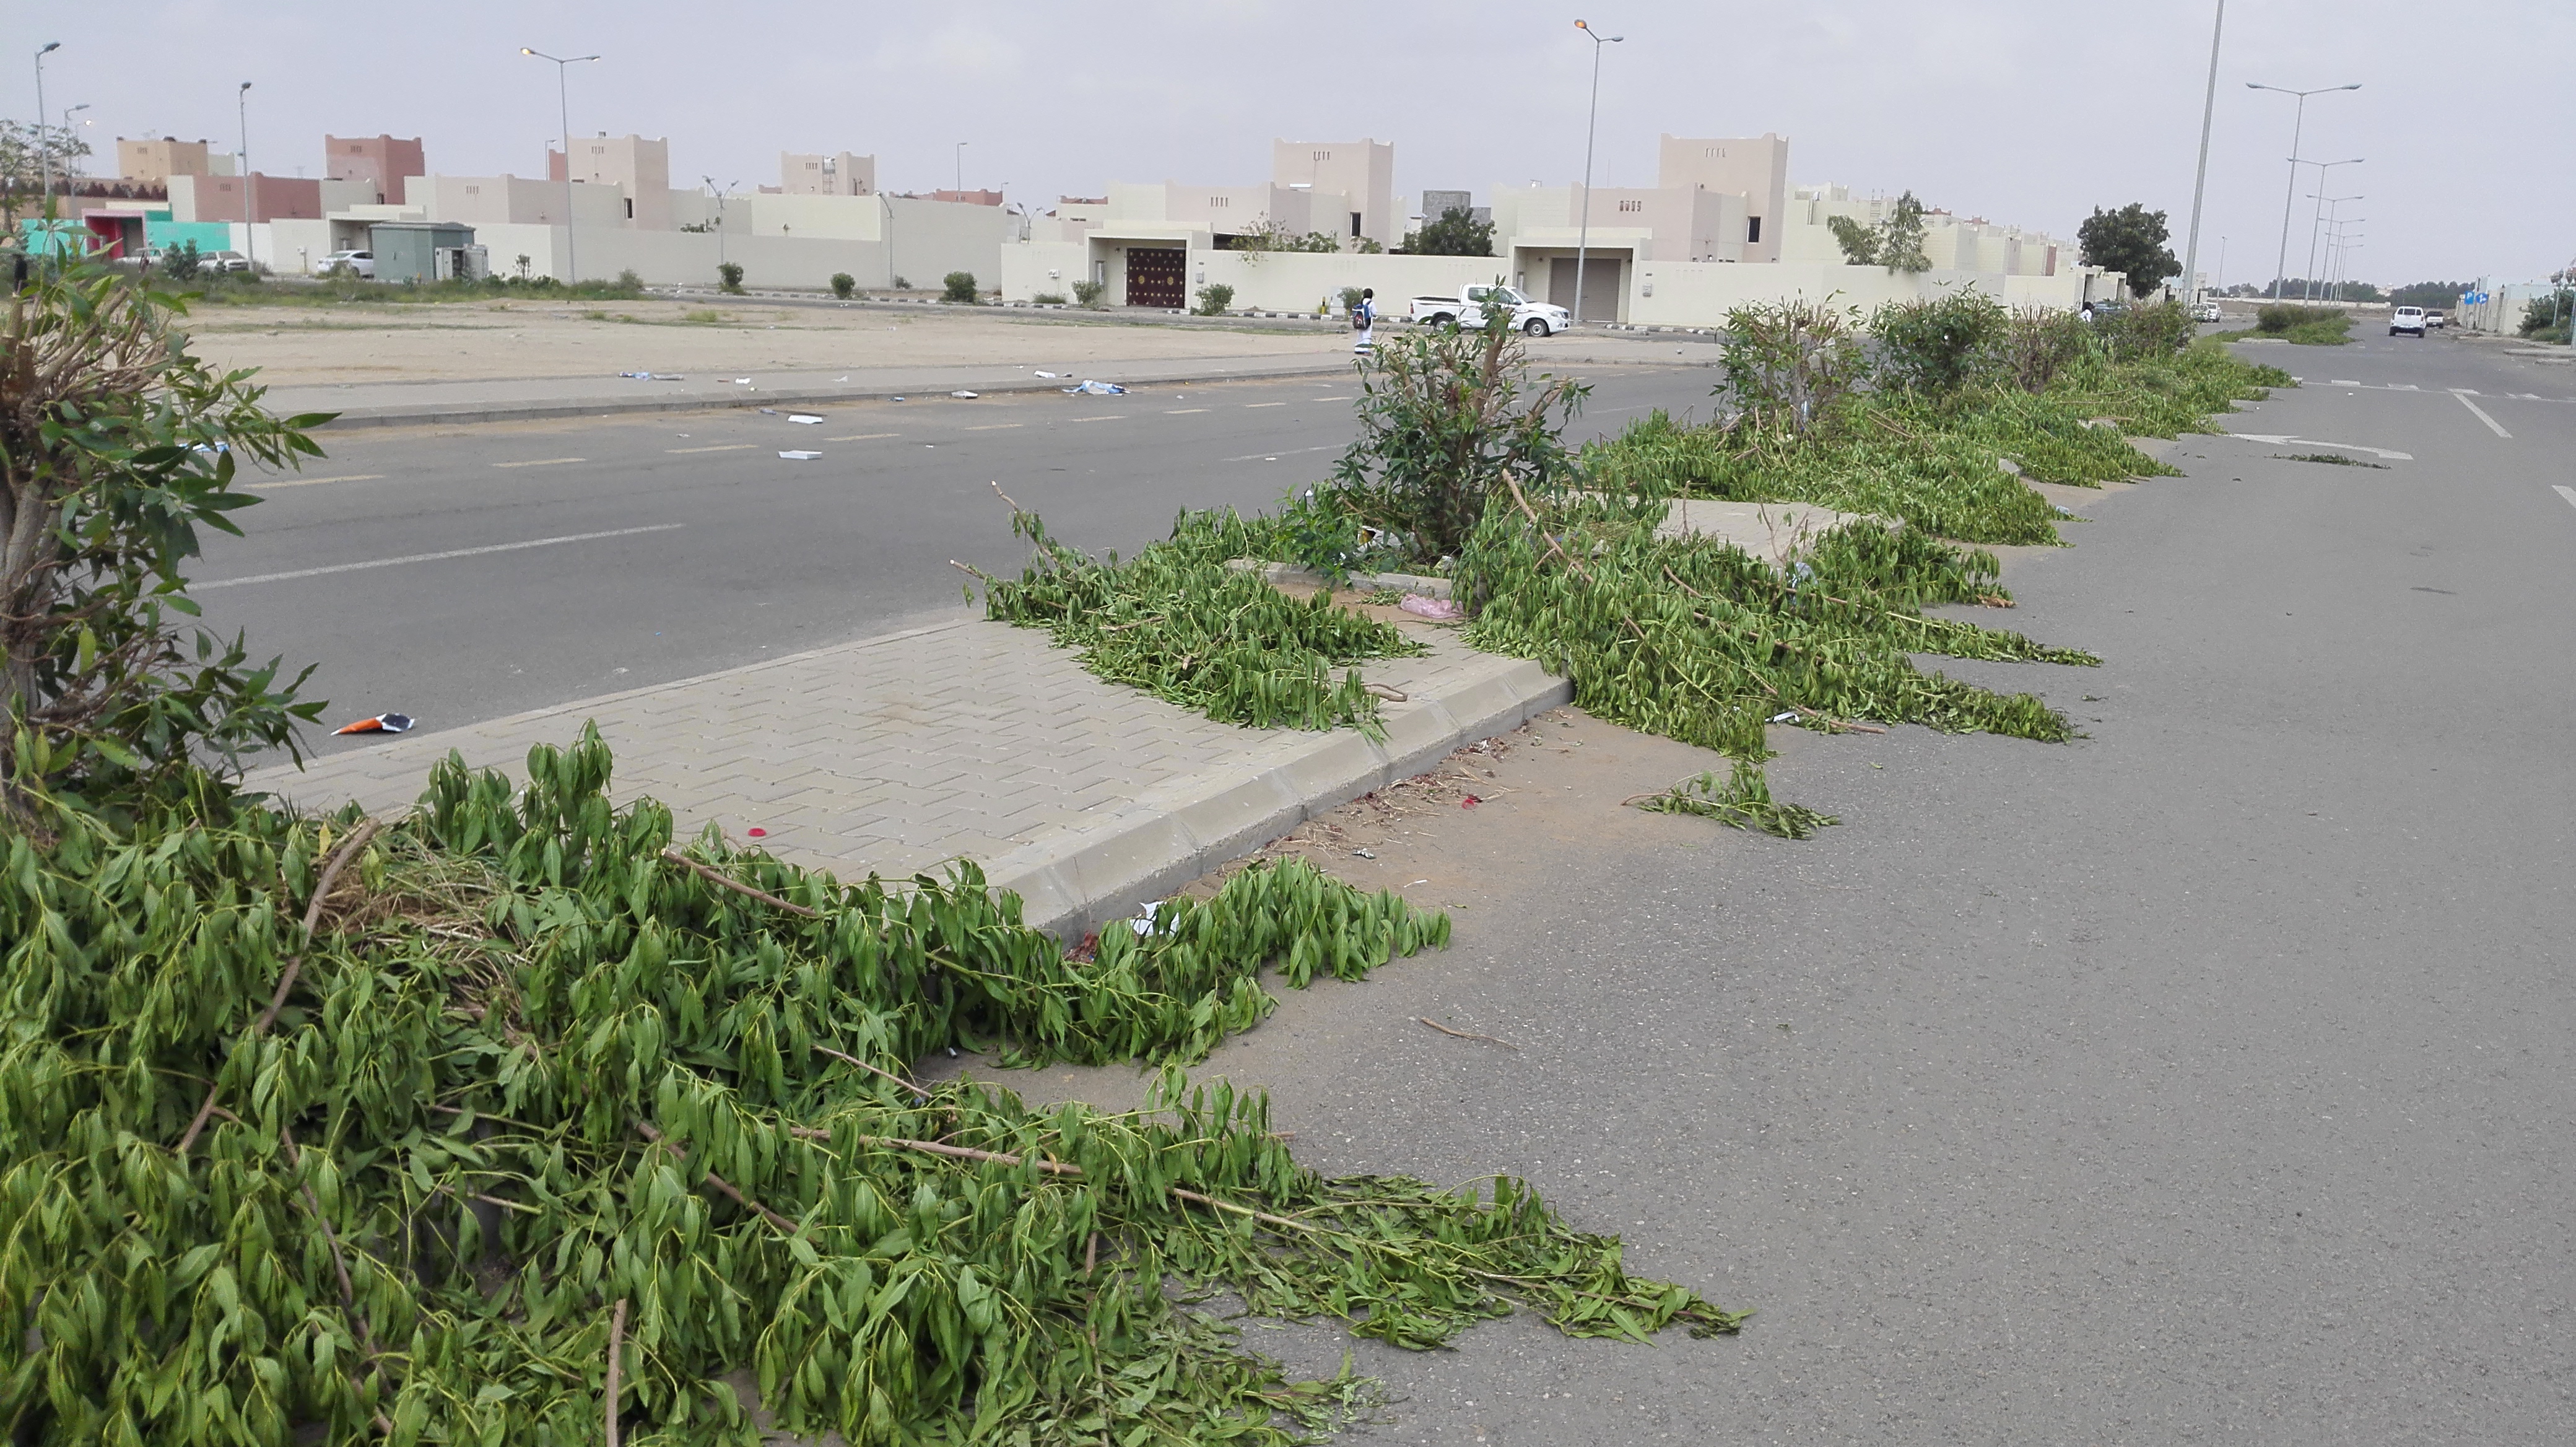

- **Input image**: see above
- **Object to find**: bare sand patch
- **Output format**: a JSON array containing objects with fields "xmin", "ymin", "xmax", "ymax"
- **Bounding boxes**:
[{"xmin": 180, "ymin": 299, "xmax": 1352, "ymax": 388}]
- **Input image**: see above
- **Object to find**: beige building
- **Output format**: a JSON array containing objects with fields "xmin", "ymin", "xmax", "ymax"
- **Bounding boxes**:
[
  {"xmin": 325, "ymin": 134, "xmax": 425, "ymax": 206},
  {"xmin": 117, "ymin": 137, "xmax": 223, "ymax": 185},
  {"xmin": 546, "ymin": 133, "xmax": 673, "ymax": 229},
  {"xmin": 1270, "ymin": 138, "xmax": 1396, "ymax": 248},
  {"xmin": 779, "ymin": 151, "xmax": 876, "ymax": 196},
  {"xmin": 1658, "ymin": 133, "xmax": 1789, "ymax": 263}
]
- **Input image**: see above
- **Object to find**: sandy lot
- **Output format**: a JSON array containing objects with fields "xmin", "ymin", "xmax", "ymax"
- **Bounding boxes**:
[{"xmin": 178, "ymin": 298, "xmax": 1352, "ymax": 387}]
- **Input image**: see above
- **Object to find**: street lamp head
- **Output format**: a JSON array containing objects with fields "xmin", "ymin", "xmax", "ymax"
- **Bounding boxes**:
[
  {"xmin": 239, "ymin": 81, "xmax": 251, "ymax": 93},
  {"xmin": 39, "ymin": 42, "xmax": 59, "ymax": 55}
]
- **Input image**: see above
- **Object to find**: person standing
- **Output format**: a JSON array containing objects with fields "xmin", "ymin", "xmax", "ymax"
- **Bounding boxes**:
[{"xmin": 1352, "ymin": 287, "xmax": 1377, "ymax": 354}]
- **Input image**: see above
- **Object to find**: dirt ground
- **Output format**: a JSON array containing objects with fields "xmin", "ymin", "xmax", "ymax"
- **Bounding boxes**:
[{"xmin": 176, "ymin": 297, "xmax": 1354, "ymax": 388}]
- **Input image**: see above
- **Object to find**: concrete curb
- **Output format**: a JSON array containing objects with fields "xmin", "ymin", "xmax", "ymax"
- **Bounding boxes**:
[
  {"xmin": 983, "ymin": 655, "xmax": 1571, "ymax": 940},
  {"xmin": 301, "ymin": 360, "xmax": 1359, "ymax": 431}
]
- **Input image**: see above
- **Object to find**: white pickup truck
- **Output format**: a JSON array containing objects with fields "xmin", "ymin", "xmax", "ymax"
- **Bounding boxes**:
[{"xmin": 1408, "ymin": 284, "xmax": 1572, "ymax": 336}]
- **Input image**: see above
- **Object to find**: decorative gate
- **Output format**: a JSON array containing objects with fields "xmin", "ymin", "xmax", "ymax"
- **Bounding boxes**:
[{"xmin": 1125, "ymin": 248, "xmax": 1185, "ymax": 308}]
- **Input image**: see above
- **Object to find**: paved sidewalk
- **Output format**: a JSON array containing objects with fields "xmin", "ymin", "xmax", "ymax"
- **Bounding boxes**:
[{"xmin": 248, "ymin": 615, "xmax": 1567, "ymax": 937}]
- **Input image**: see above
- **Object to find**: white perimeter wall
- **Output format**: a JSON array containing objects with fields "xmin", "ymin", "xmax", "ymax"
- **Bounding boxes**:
[{"xmin": 1628, "ymin": 261, "xmax": 2095, "ymax": 326}]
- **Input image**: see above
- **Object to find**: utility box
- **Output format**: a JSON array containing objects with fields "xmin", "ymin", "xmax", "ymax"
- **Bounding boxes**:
[{"xmin": 367, "ymin": 221, "xmax": 478, "ymax": 284}]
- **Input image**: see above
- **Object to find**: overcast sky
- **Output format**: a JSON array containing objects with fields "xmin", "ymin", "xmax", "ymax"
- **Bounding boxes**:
[{"xmin": 19, "ymin": 1, "xmax": 2569, "ymax": 285}]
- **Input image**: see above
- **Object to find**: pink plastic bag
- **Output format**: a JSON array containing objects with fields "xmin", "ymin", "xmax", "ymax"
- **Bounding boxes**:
[{"xmin": 1398, "ymin": 593, "xmax": 1463, "ymax": 621}]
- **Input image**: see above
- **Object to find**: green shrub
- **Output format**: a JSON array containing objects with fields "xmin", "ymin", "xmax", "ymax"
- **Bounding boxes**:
[
  {"xmin": 1870, "ymin": 291, "xmax": 2008, "ymax": 393},
  {"xmin": 1031, "ymin": 291, "xmax": 1067, "ymax": 305},
  {"xmin": 614, "ymin": 268, "xmax": 643, "ymax": 292},
  {"xmin": 2095, "ymin": 299, "xmax": 2195, "ymax": 358},
  {"xmin": 160, "ymin": 240, "xmax": 202, "ymax": 282},
  {"xmin": 892, "ymin": 274, "xmax": 912, "ymax": 290},
  {"xmin": 1071, "ymin": 278, "xmax": 1107, "ymax": 307},
  {"xmin": 1717, "ymin": 298, "xmax": 1868, "ymax": 435},
  {"xmin": 2516, "ymin": 290, "xmax": 2570, "ymax": 336},
  {"xmin": 942, "ymin": 271, "xmax": 979, "ymax": 304},
  {"xmin": 716, "ymin": 261, "xmax": 744, "ymax": 294},
  {"xmin": 1327, "ymin": 321, "xmax": 1588, "ymax": 562},
  {"xmin": 1338, "ymin": 285, "xmax": 1367, "ymax": 313},
  {"xmin": 829, "ymin": 271, "xmax": 855, "ymax": 299},
  {"xmin": 1992, "ymin": 306, "xmax": 2092, "ymax": 393},
  {"xmin": 1191, "ymin": 282, "xmax": 1235, "ymax": 316}
]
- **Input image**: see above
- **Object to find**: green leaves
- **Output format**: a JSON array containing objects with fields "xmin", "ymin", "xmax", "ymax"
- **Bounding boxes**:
[{"xmin": 3, "ymin": 735, "xmax": 1673, "ymax": 1445}]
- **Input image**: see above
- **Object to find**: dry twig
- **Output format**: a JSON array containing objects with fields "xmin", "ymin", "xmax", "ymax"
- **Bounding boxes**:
[
  {"xmin": 1417, "ymin": 1016, "xmax": 1519, "ymax": 1050},
  {"xmin": 660, "ymin": 848, "xmax": 821, "ymax": 919}
]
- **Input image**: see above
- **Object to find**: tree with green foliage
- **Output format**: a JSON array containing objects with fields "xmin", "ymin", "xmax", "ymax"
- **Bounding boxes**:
[
  {"xmin": 716, "ymin": 261, "xmax": 744, "ymax": 294},
  {"xmin": 942, "ymin": 270, "xmax": 980, "ymax": 303},
  {"xmin": 1405, "ymin": 206, "xmax": 1494, "ymax": 257},
  {"xmin": 2388, "ymin": 279, "xmax": 2476, "ymax": 310},
  {"xmin": 1825, "ymin": 214, "xmax": 1880, "ymax": 267},
  {"xmin": 2079, "ymin": 204, "xmax": 2179, "ymax": 297},
  {"xmin": 829, "ymin": 271, "xmax": 855, "ymax": 299},
  {"xmin": 0, "ymin": 120, "xmax": 92, "ymax": 224},
  {"xmin": 1825, "ymin": 194, "xmax": 1930, "ymax": 273},
  {"xmin": 1, "ymin": 266, "xmax": 328, "ymax": 821}
]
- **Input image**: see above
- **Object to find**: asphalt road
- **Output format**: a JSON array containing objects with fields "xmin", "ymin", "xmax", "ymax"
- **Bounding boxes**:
[
  {"xmin": 191, "ymin": 361, "xmax": 1725, "ymax": 746},
  {"xmin": 1035, "ymin": 330, "xmax": 2575, "ymax": 1443}
]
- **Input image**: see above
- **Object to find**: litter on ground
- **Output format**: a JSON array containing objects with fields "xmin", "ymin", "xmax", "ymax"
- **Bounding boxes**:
[
  {"xmin": 778, "ymin": 450, "xmax": 822, "ymax": 461},
  {"xmin": 1064, "ymin": 380, "xmax": 1126, "ymax": 395},
  {"xmin": 333, "ymin": 712, "xmax": 414, "ymax": 736},
  {"xmin": 1399, "ymin": 594, "xmax": 1464, "ymax": 621},
  {"xmin": 1034, "ymin": 370, "xmax": 1060, "ymax": 378},
  {"xmin": 951, "ymin": 390, "xmax": 980, "ymax": 399},
  {"xmin": 788, "ymin": 414, "xmax": 822, "ymax": 424}
]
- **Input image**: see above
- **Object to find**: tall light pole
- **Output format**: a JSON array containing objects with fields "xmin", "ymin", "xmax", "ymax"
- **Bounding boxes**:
[
  {"xmin": 2297, "ymin": 163, "xmax": 2362, "ymax": 300},
  {"xmin": 954, "ymin": 141, "xmax": 968, "ymax": 195},
  {"xmin": 2179, "ymin": 1, "xmax": 2226, "ymax": 306},
  {"xmin": 1572, "ymin": 18, "xmax": 1623, "ymax": 326},
  {"xmin": 703, "ymin": 175, "xmax": 737, "ymax": 272},
  {"xmin": 237, "ymin": 82, "xmax": 256, "ymax": 269},
  {"xmin": 2247, "ymin": 81, "xmax": 2359, "ymax": 300},
  {"xmin": 33, "ymin": 42, "xmax": 59, "ymax": 219},
  {"xmin": 521, "ymin": 48, "xmax": 599, "ymax": 282}
]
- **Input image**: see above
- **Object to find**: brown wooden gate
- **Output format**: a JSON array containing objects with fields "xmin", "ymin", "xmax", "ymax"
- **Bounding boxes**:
[{"xmin": 1125, "ymin": 248, "xmax": 1185, "ymax": 308}]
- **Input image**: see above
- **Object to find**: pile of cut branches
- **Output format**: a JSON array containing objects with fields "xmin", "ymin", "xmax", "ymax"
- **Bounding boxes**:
[
  {"xmin": 975, "ymin": 500, "xmax": 1421, "ymax": 737},
  {"xmin": 1, "ymin": 729, "xmax": 1743, "ymax": 1445}
]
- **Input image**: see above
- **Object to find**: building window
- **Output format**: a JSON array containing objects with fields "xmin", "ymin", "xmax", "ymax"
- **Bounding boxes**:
[
  {"xmin": 1746, "ymin": 216, "xmax": 1761, "ymax": 243},
  {"xmin": 625, "ymin": 198, "xmax": 634, "ymax": 219},
  {"xmin": 1209, "ymin": 196, "xmax": 1230, "ymax": 207},
  {"xmin": 1618, "ymin": 199, "xmax": 1642, "ymax": 213}
]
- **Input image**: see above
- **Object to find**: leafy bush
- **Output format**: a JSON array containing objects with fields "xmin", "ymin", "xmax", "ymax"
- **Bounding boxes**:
[
  {"xmin": 829, "ymin": 271, "xmax": 855, "ymax": 299},
  {"xmin": 1071, "ymin": 278, "xmax": 1106, "ymax": 308},
  {"xmin": 942, "ymin": 271, "xmax": 979, "ymax": 304},
  {"xmin": 1191, "ymin": 282, "xmax": 1235, "ymax": 316},
  {"xmin": 1326, "ymin": 321, "xmax": 1588, "ymax": 562},
  {"xmin": 2516, "ymin": 290, "xmax": 2570, "ymax": 336},
  {"xmin": 1338, "ymin": 285, "xmax": 1366, "ymax": 313},
  {"xmin": 160, "ymin": 240, "xmax": 202, "ymax": 282},
  {"xmin": 0, "ymin": 266, "xmax": 328, "ymax": 820},
  {"xmin": 1870, "ymin": 291, "xmax": 2007, "ymax": 393},
  {"xmin": 1030, "ymin": 291, "xmax": 1067, "ymax": 305},
  {"xmin": 2251, "ymin": 302, "xmax": 2351, "ymax": 346},
  {"xmin": 716, "ymin": 261, "xmax": 744, "ymax": 294},
  {"xmin": 892, "ymin": 274, "xmax": 912, "ymax": 290},
  {"xmin": 1991, "ymin": 306, "xmax": 2093, "ymax": 393},
  {"xmin": 1715, "ymin": 297, "xmax": 1867, "ymax": 435},
  {"xmin": 2094, "ymin": 299, "xmax": 2196, "ymax": 359},
  {"xmin": 1406, "ymin": 206, "xmax": 1495, "ymax": 257},
  {"xmin": 615, "ymin": 268, "xmax": 644, "ymax": 292}
]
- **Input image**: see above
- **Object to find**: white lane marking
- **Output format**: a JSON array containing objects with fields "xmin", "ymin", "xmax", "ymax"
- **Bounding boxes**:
[
  {"xmin": 1310, "ymin": 395, "xmax": 1352, "ymax": 401},
  {"xmin": 1066, "ymin": 414, "xmax": 1126, "ymax": 422},
  {"xmin": 1165, "ymin": 408, "xmax": 1209, "ymax": 414},
  {"xmin": 825, "ymin": 432, "xmax": 898, "ymax": 441},
  {"xmin": 1244, "ymin": 401, "xmax": 1287, "ymax": 408},
  {"xmin": 2556, "ymin": 486, "xmax": 2576, "ymax": 511},
  {"xmin": 2448, "ymin": 388, "xmax": 2481, "ymax": 395},
  {"xmin": 2455, "ymin": 393, "xmax": 2511, "ymax": 438},
  {"xmin": 195, "ymin": 524, "xmax": 686, "ymax": 590},
  {"xmin": 666, "ymin": 444, "xmax": 755, "ymax": 453},
  {"xmin": 964, "ymin": 423, "xmax": 1023, "ymax": 431},
  {"xmin": 1222, "ymin": 443, "xmax": 1340, "ymax": 462},
  {"xmin": 2389, "ymin": 383, "xmax": 2420, "ymax": 391},
  {"xmin": 2330, "ymin": 379, "xmax": 2362, "ymax": 387},
  {"xmin": 492, "ymin": 457, "xmax": 586, "ymax": 468},
  {"xmin": 255, "ymin": 473, "xmax": 385, "ymax": 489},
  {"xmin": 2227, "ymin": 433, "xmax": 2414, "ymax": 460}
]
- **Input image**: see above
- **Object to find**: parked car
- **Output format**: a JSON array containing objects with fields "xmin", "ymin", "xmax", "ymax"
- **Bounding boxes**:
[
  {"xmin": 2390, "ymin": 305, "xmax": 2427, "ymax": 338},
  {"xmin": 2425, "ymin": 309, "xmax": 2448, "ymax": 330},
  {"xmin": 321, "ymin": 249, "xmax": 375, "ymax": 279},
  {"xmin": 198, "ymin": 250, "xmax": 253, "ymax": 274},
  {"xmin": 1408, "ymin": 284, "xmax": 1572, "ymax": 336},
  {"xmin": 2191, "ymin": 300, "xmax": 2222, "ymax": 323}
]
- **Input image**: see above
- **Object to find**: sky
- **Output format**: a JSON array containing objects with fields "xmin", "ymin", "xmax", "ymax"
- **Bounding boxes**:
[{"xmin": 15, "ymin": 0, "xmax": 2570, "ymax": 286}]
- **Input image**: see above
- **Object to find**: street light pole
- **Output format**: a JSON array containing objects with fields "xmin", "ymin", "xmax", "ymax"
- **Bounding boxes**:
[
  {"xmin": 238, "ymin": 82, "xmax": 256, "ymax": 269},
  {"xmin": 2179, "ymin": 0, "xmax": 2226, "ymax": 307},
  {"xmin": 521, "ymin": 48, "xmax": 600, "ymax": 283},
  {"xmin": 1572, "ymin": 18, "xmax": 1623, "ymax": 328},
  {"xmin": 33, "ymin": 42, "xmax": 59, "ymax": 219},
  {"xmin": 703, "ymin": 175, "xmax": 738, "ymax": 272},
  {"xmin": 954, "ymin": 141, "xmax": 967, "ymax": 195},
  {"xmin": 2247, "ymin": 82, "xmax": 2359, "ymax": 301},
  {"xmin": 2297, "ymin": 164, "xmax": 2362, "ymax": 300}
]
